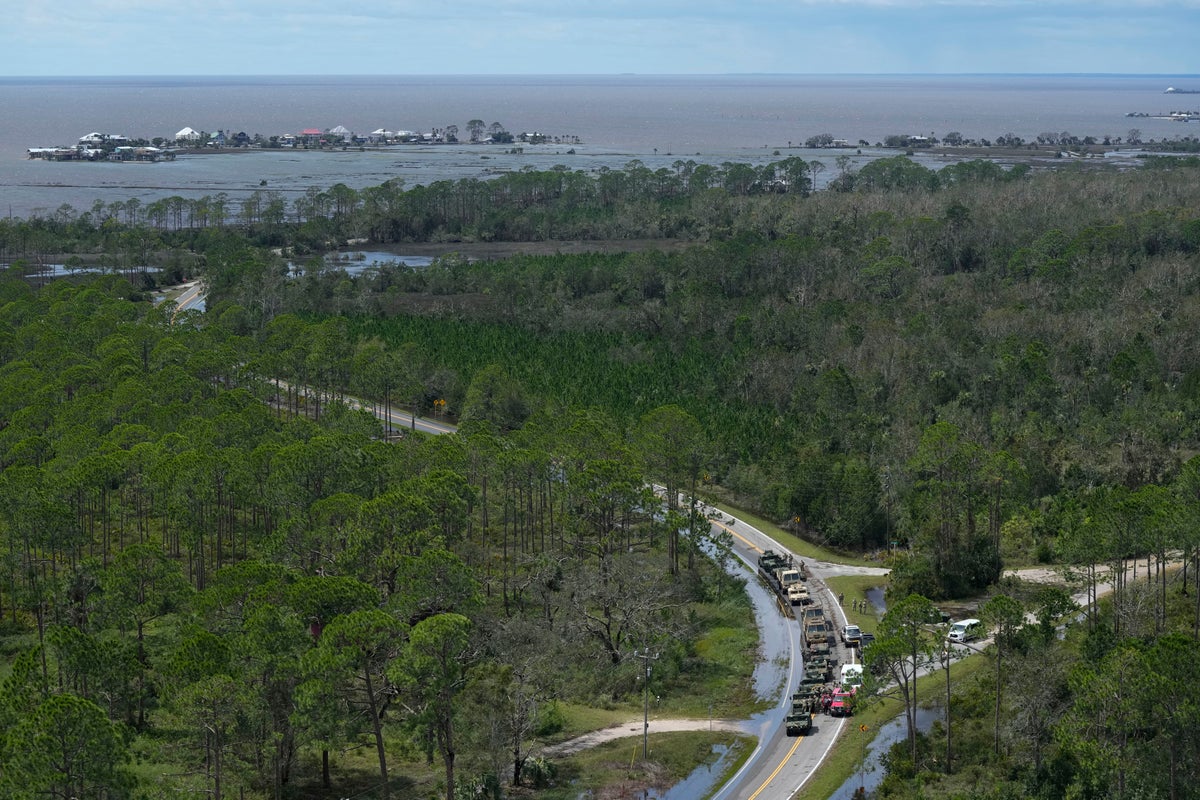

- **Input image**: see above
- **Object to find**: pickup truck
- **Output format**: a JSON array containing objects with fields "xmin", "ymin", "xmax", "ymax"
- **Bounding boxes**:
[
  {"xmin": 829, "ymin": 688, "xmax": 855, "ymax": 717},
  {"xmin": 840, "ymin": 624, "xmax": 862, "ymax": 647}
]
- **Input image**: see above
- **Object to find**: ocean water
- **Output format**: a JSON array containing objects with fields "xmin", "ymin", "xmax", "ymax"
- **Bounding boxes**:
[{"xmin": 1, "ymin": 74, "xmax": 1196, "ymax": 218}]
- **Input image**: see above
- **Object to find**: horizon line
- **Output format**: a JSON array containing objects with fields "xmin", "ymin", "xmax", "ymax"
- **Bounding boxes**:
[{"xmin": 2, "ymin": 71, "xmax": 1199, "ymax": 80}]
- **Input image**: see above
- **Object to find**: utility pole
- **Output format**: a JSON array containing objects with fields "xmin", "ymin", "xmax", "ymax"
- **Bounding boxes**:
[
  {"xmin": 633, "ymin": 648, "xmax": 660, "ymax": 759},
  {"xmin": 942, "ymin": 644, "xmax": 953, "ymax": 774}
]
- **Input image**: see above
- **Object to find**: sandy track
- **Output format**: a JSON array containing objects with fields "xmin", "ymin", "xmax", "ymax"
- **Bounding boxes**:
[{"xmin": 541, "ymin": 718, "xmax": 751, "ymax": 758}]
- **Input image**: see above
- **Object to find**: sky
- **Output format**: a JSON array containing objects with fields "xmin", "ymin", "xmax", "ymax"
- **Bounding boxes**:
[{"xmin": 2, "ymin": 0, "xmax": 1198, "ymax": 76}]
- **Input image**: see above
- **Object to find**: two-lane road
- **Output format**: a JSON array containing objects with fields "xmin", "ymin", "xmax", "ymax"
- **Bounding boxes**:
[{"xmin": 707, "ymin": 510, "xmax": 885, "ymax": 799}]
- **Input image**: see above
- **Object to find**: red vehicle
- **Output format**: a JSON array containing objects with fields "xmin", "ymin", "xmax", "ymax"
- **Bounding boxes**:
[{"xmin": 829, "ymin": 687, "xmax": 855, "ymax": 717}]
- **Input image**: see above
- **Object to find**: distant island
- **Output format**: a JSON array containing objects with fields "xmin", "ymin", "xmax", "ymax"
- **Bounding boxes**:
[
  {"xmin": 27, "ymin": 120, "xmax": 1200, "ymax": 167},
  {"xmin": 27, "ymin": 121, "xmax": 583, "ymax": 162}
]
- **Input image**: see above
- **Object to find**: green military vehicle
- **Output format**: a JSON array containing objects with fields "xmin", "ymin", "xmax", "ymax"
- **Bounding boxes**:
[
  {"xmin": 800, "ymin": 670, "xmax": 826, "ymax": 687},
  {"xmin": 786, "ymin": 709, "xmax": 814, "ymax": 736},
  {"xmin": 806, "ymin": 638, "xmax": 832, "ymax": 659},
  {"xmin": 792, "ymin": 686, "xmax": 820, "ymax": 708},
  {"xmin": 806, "ymin": 656, "xmax": 832, "ymax": 682}
]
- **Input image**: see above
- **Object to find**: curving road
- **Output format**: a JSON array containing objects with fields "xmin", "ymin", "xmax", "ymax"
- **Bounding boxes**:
[
  {"xmin": 704, "ymin": 509, "xmax": 886, "ymax": 800},
  {"xmin": 534, "ymin": 506, "xmax": 872, "ymax": 800},
  {"xmin": 161, "ymin": 278, "xmax": 873, "ymax": 797}
]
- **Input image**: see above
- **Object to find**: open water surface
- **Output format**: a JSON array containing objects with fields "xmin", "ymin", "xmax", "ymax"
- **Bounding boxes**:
[{"xmin": 2, "ymin": 74, "xmax": 1197, "ymax": 218}]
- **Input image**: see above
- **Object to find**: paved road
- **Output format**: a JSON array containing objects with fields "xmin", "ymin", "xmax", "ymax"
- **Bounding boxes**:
[
  {"xmin": 173, "ymin": 280, "xmax": 206, "ymax": 313},
  {"xmin": 703, "ymin": 508, "xmax": 886, "ymax": 800},
  {"xmin": 340, "ymin": 395, "xmax": 456, "ymax": 436},
  {"xmin": 533, "ymin": 505, "xmax": 866, "ymax": 800}
]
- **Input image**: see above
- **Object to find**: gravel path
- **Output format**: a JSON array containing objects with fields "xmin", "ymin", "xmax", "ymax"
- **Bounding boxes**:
[{"xmin": 540, "ymin": 718, "xmax": 751, "ymax": 757}]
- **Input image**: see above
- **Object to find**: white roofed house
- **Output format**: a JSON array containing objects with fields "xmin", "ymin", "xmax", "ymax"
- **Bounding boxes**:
[
  {"xmin": 78, "ymin": 132, "xmax": 129, "ymax": 146},
  {"xmin": 328, "ymin": 125, "xmax": 353, "ymax": 141},
  {"xmin": 174, "ymin": 127, "xmax": 201, "ymax": 143}
]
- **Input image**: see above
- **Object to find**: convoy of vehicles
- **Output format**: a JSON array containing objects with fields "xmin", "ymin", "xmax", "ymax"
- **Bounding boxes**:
[
  {"xmin": 756, "ymin": 545, "xmax": 998, "ymax": 736},
  {"xmin": 757, "ymin": 550, "xmax": 807, "ymax": 603},
  {"xmin": 753, "ymin": 544, "xmax": 897, "ymax": 738},
  {"xmin": 759, "ymin": 547, "xmax": 987, "ymax": 748},
  {"xmin": 758, "ymin": 548, "xmax": 867, "ymax": 737}
]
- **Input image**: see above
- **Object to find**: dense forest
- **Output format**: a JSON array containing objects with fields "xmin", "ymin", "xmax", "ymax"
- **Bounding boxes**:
[
  {"xmin": 0, "ymin": 274, "xmax": 755, "ymax": 799},
  {"xmin": 2, "ymin": 153, "xmax": 1200, "ymax": 798},
  {"xmin": 204, "ymin": 155, "xmax": 1200, "ymax": 598}
]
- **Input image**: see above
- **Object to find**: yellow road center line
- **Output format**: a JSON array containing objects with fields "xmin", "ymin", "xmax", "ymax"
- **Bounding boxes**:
[
  {"xmin": 716, "ymin": 516, "xmax": 805, "ymax": 799},
  {"xmin": 712, "ymin": 520, "xmax": 762, "ymax": 553},
  {"xmin": 747, "ymin": 732, "xmax": 804, "ymax": 800}
]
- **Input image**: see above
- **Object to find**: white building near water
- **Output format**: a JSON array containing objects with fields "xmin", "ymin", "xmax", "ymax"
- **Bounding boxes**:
[
  {"xmin": 78, "ymin": 132, "xmax": 129, "ymax": 145},
  {"xmin": 174, "ymin": 127, "xmax": 201, "ymax": 142},
  {"xmin": 328, "ymin": 125, "xmax": 353, "ymax": 139}
]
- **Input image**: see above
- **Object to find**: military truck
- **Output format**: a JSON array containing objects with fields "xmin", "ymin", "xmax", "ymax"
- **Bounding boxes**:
[
  {"xmin": 786, "ymin": 710, "xmax": 814, "ymax": 736},
  {"xmin": 806, "ymin": 637, "xmax": 832, "ymax": 660},
  {"xmin": 807, "ymin": 654, "xmax": 831, "ymax": 675},
  {"xmin": 792, "ymin": 686, "xmax": 821, "ymax": 707},
  {"xmin": 804, "ymin": 660, "xmax": 831, "ymax": 684},
  {"xmin": 802, "ymin": 606, "xmax": 826, "ymax": 624},
  {"xmin": 804, "ymin": 617, "xmax": 832, "ymax": 647},
  {"xmin": 800, "ymin": 670, "xmax": 826, "ymax": 687},
  {"xmin": 757, "ymin": 551, "xmax": 790, "ymax": 592},
  {"xmin": 775, "ymin": 565, "xmax": 802, "ymax": 589},
  {"xmin": 787, "ymin": 582, "xmax": 810, "ymax": 606},
  {"xmin": 758, "ymin": 550, "xmax": 789, "ymax": 577}
]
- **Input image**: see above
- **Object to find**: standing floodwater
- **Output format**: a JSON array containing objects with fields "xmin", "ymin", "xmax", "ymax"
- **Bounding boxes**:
[{"xmin": 827, "ymin": 707, "xmax": 940, "ymax": 800}]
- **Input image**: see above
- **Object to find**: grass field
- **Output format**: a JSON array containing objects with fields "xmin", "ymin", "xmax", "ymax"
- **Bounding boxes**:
[
  {"xmin": 536, "ymin": 730, "xmax": 756, "ymax": 800},
  {"xmin": 826, "ymin": 574, "xmax": 889, "ymax": 633}
]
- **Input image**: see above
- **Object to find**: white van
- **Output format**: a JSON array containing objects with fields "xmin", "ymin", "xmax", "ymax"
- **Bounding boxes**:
[{"xmin": 947, "ymin": 618, "xmax": 981, "ymax": 643}]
